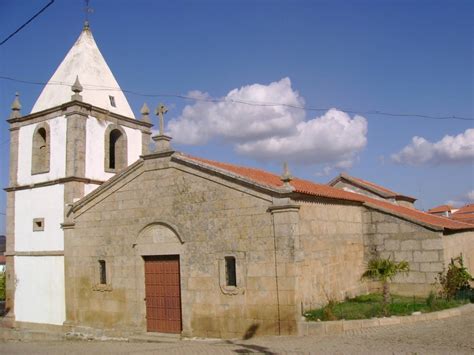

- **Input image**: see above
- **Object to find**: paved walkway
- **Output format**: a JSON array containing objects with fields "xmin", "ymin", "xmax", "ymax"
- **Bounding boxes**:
[{"xmin": 1, "ymin": 311, "xmax": 473, "ymax": 354}]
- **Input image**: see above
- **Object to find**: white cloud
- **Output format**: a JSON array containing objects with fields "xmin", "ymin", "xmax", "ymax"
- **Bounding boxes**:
[
  {"xmin": 392, "ymin": 128, "xmax": 474, "ymax": 166},
  {"xmin": 168, "ymin": 78, "xmax": 305, "ymax": 145},
  {"xmin": 168, "ymin": 78, "xmax": 368, "ymax": 168},
  {"xmin": 236, "ymin": 109, "xmax": 367, "ymax": 165},
  {"xmin": 444, "ymin": 190, "xmax": 474, "ymax": 208},
  {"xmin": 467, "ymin": 190, "xmax": 474, "ymax": 201}
]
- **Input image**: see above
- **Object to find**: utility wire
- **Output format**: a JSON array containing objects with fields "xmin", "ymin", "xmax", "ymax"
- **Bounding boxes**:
[
  {"xmin": 1, "ymin": 74, "xmax": 473, "ymax": 121},
  {"xmin": 0, "ymin": 0, "xmax": 55, "ymax": 46}
]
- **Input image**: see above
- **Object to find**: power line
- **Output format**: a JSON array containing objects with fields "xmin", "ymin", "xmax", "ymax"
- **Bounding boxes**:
[
  {"xmin": 0, "ymin": 74, "xmax": 473, "ymax": 121},
  {"xmin": 0, "ymin": 1, "xmax": 55, "ymax": 46}
]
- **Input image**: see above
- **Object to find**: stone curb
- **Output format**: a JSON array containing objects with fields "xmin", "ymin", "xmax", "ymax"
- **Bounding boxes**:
[{"xmin": 297, "ymin": 303, "xmax": 474, "ymax": 336}]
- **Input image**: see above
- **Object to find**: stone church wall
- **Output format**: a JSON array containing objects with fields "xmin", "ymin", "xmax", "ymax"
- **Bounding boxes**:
[
  {"xmin": 296, "ymin": 201, "xmax": 368, "ymax": 311},
  {"xmin": 65, "ymin": 157, "xmax": 289, "ymax": 339},
  {"xmin": 442, "ymin": 231, "xmax": 474, "ymax": 281},
  {"xmin": 362, "ymin": 209, "xmax": 445, "ymax": 296}
]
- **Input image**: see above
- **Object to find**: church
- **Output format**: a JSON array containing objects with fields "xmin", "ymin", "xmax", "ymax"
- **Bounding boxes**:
[{"xmin": 4, "ymin": 24, "xmax": 474, "ymax": 339}]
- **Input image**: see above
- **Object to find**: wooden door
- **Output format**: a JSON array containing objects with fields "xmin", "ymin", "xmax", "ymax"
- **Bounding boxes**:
[{"xmin": 144, "ymin": 255, "xmax": 182, "ymax": 333}]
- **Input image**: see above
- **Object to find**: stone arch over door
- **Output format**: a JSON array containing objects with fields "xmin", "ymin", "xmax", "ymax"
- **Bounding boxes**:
[
  {"xmin": 135, "ymin": 222, "xmax": 184, "ymax": 256},
  {"xmin": 135, "ymin": 222, "xmax": 185, "ymax": 334}
]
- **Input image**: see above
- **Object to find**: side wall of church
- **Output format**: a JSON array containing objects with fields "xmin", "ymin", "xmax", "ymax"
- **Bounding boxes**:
[
  {"xmin": 442, "ymin": 231, "xmax": 474, "ymax": 280},
  {"xmin": 296, "ymin": 202, "xmax": 368, "ymax": 310},
  {"xmin": 65, "ymin": 157, "xmax": 292, "ymax": 339},
  {"xmin": 362, "ymin": 209, "xmax": 444, "ymax": 296}
]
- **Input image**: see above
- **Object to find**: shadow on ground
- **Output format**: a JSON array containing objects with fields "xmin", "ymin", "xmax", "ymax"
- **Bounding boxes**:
[{"xmin": 224, "ymin": 323, "xmax": 275, "ymax": 354}]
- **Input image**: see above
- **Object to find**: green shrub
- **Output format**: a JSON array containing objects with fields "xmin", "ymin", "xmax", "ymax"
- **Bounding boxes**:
[
  {"xmin": 322, "ymin": 300, "xmax": 337, "ymax": 321},
  {"xmin": 426, "ymin": 291, "xmax": 437, "ymax": 310},
  {"xmin": 0, "ymin": 270, "xmax": 5, "ymax": 301},
  {"xmin": 437, "ymin": 254, "xmax": 473, "ymax": 300},
  {"xmin": 304, "ymin": 293, "xmax": 467, "ymax": 321}
]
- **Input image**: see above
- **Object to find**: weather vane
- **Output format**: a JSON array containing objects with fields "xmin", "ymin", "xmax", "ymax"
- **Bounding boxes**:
[{"xmin": 84, "ymin": 0, "xmax": 94, "ymax": 28}]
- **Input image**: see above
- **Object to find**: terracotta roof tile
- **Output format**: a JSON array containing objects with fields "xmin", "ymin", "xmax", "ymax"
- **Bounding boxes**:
[
  {"xmin": 183, "ymin": 155, "xmax": 473, "ymax": 231},
  {"xmin": 451, "ymin": 214, "xmax": 474, "ymax": 224},
  {"xmin": 452, "ymin": 204, "xmax": 474, "ymax": 215},
  {"xmin": 0, "ymin": 255, "xmax": 5, "ymax": 264},
  {"xmin": 428, "ymin": 205, "xmax": 453, "ymax": 213}
]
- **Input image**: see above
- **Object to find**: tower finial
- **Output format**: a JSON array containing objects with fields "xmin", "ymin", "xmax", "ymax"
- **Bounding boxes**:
[
  {"xmin": 280, "ymin": 161, "xmax": 294, "ymax": 190},
  {"xmin": 140, "ymin": 103, "xmax": 151, "ymax": 124},
  {"xmin": 71, "ymin": 75, "xmax": 83, "ymax": 101},
  {"xmin": 9, "ymin": 92, "xmax": 22, "ymax": 119}
]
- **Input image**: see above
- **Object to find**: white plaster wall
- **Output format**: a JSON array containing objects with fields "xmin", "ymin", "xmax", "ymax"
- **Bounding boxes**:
[
  {"xmin": 84, "ymin": 183, "xmax": 100, "ymax": 196},
  {"xmin": 17, "ymin": 117, "xmax": 67, "ymax": 185},
  {"xmin": 85, "ymin": 117, "xmax": 142, "ymax": 181},
  {"xmin": 123, "ymin": 125, "xmax": 142, "ymax": 165},
  {"xmin": 15, "ymin": 185, "xmax": 64, "ymax": 252},
  {"xmin": 14, "ymin": 256, "xmax": 65, "ymax": 325}
]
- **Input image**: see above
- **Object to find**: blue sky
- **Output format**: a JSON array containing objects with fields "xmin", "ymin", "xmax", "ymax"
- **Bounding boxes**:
[{"xmin": 0, "ymin": 0, "xmax": 473, "ymax": 234}]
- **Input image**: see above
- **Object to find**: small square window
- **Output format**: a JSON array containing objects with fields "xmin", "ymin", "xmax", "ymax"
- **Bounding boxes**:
[
  {"xmin": 33, "ymin": 218, "xmax": 45, "ymax": 232},
  {"xmin": 109, "ymin": 95, "xmax": 116, "ymax": 107}
]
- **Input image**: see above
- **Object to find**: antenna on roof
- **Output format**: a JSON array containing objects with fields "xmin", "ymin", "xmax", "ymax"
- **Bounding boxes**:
[{"xmin": 83, "ymin": 0, "xmax": 94, "ymax": 29}]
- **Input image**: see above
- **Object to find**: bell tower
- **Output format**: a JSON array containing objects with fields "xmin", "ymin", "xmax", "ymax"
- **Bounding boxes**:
[{"xmin": 4, "ymin": 24, "xmax": 152, "ymax": 326}]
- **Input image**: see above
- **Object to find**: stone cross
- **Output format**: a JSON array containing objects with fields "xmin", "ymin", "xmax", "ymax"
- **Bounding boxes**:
[
  {"xmin": 155, "ymin": 103, "xmax": 168, "ymax": 135},
  {"xmin": 280, "ymin": 161, "xmax": 293, "ymax": 189}
]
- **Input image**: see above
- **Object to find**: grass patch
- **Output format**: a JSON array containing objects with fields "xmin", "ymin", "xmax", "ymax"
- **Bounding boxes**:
[{"xmin": 304, "ymin": 293, "xmax": 469, "ymax": 321}]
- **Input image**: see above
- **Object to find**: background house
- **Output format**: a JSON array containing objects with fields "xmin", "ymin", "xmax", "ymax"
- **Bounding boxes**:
[{"xmin": 328, "ymin": 173, "xmax": 417, "ymax": 209}]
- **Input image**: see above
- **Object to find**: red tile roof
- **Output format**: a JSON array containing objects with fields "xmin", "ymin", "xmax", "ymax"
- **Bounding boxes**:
[
  {"xmin": 451, "ymin": 204, "xmax": 474, "ymax": 225},
  {"xmin": 428, "ymin": 205, "xmax": 453, "ymax": 214},
  {"xmin": 451, "ymin": 214, "xmax": 474, "ymax": 224},
  {"xmin": 0, "ymin": 255, "xmax": 5, "ymax": 265},
  {"xmin": 182, "ymin": 155, "xmax": 473, "ymax": 232},
  {"xmin": 452, "ymin": 204, "xmax": 474, "ymax": 215}
]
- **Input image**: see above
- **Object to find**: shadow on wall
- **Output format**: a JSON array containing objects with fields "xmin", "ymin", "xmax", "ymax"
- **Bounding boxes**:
[
  {"xmin": 0, "ymin": 302, "xmax": 6, "ymax": 317},
  {"xmin": 243, "ymin": 323, "xmax": 259, "ymax": 340}
]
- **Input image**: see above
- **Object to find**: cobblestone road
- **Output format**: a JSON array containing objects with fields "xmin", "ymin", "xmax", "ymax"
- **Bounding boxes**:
[{"xmin": 1, "ymin": 311, "xmax": 473, "ymax": 354}]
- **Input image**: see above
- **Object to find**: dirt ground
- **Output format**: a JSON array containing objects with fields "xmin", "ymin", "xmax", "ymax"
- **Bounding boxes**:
[{"xmin": 1, "ymin": 311, "xmax": 473, "ymax": 354}]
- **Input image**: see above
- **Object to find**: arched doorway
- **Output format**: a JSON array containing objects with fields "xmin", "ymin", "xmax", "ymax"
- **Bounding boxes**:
[{"xmin": 136, "ymin": 223, "xmax": 184, "ymax": 334}]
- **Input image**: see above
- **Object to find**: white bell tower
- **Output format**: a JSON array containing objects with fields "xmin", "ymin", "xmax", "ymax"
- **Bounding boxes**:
[{"xmin": 4, "ymin": 24, "xmax": 152, "ymax": 326}]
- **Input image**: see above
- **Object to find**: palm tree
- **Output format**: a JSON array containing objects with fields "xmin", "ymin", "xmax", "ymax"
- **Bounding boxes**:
[{"xmin": 362, "ymin": 257, "xmax": 410, "ymax": 306}]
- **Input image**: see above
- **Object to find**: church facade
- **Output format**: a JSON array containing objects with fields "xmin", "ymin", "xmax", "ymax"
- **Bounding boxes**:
[{"xmin": 4, "ymin": 25, "xmax": 474, "ymax": 339}]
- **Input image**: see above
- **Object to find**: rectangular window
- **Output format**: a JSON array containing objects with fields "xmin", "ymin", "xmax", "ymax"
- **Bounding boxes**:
[
  {"xmin": 99, "ymin": 260, "xmax": 107, "ymax": 284},
  {"xmin": 109, "ymin": 95, "xmax": 116, "ymax": 107},
  {"xmin": 225, "ymin": 256, "xmax": 237, "ymax": 287}
]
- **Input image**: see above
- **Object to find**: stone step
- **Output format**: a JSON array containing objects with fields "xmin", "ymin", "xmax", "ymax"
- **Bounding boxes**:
[
  {"xmin": 128, "ymin": 332, "xmax": 181, "ymax": 343},
  {"xmin": 0, "ymin": 327, "xmax": 64, "ymax": 342}
]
